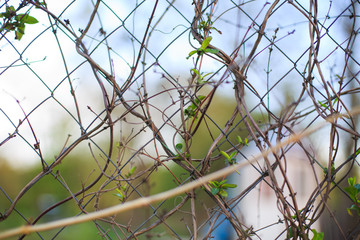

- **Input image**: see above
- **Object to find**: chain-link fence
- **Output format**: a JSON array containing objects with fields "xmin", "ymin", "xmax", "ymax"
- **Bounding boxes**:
[{"xmin": 0, "ymin": 0, "xmax": 359, "ymax": 239}]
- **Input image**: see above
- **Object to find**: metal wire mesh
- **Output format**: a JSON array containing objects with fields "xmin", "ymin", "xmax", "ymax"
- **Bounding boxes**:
[{"xmin": 0, "ymin": 0, "xmax": 359, "ymax": 239}]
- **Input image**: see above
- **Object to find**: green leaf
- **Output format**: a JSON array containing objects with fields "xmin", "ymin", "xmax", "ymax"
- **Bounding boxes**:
[
  {"xmin": 212, "ymin": 26, "xmax": 222, "ymax": 34},
  {"xmin": 335, "ymin": 74, "xmax": 345, "ymax": 84},
  {"xmin": 186, "ymin": 50, "xmax": 198, "ymax": 59},
  {"xmin": 184, "ymin": 107, "xmax": 195, "ymax": 117},
  {"xmin": 17, "ymin": 25, "xmax": 25, "ymax": 34},
  {"xmin": 209, "ymin": 181, "xmax": 219, "ymax": 187},
  {"xmin": 184, "ymin": 95, "xmax": 205, "ymax": 118},
  {"xmin": 347, "ymin": 207, "xmax": 353, "ymax": 216},
  {"xmin": 1, "ymin": 12, "xmax": 10, "ymax": 18},
  {"xmin": 191, "ymin": 69, "xmax": 213, "ymax": 84},
  {"xmin": 187, "ymin": 37, "xmax": 218, "ymax": 60},
  {"xmin": 355, "ymin": 148, "xmax": 360, "ymax": 156},
  {"xmin": 204, "ymin": 48, "xmax": 219, "ymax": 54},
  {"xmin": 173, "ymin": 153, "xmax": 191, "ymax": 160},
  {"xmin": 3, "ymin": 23, "xmax": 14, "ymax": 30},
  {"xmin": 0, "ymin": 6, "xmax": 15, "ymax": 19},
  {"xmin": 15, "ymin": 14, "xmax": 24, "ymax": 21},
  {"xmin": 211, "ymin": 187, "xmax": 219, "ymax": 195},
  {"xmin": 220, "ymin": 151, "xmax": 230, "ymax": 160},
  {"xmin": 287, "ymin": 228, "xmax": 293, "ymax": 238},
  {"xmin": 348, "ymin": 176, "xmax": 356, "ymax": 186},
  {"xmin": 219, "ymin": 180, "xmax": 227, "ymax": 185},
  {"xmin": 184, "ymin": 108, "xmax": 194, "ymax": 118},
  {"xmin": 209, "ymin": 180, "xmax": 235, "ymax": 197},
  {"xmin": 222, "ymin": 183, "xmax": 237, "ymax": 189},
  {"xmin": 129, "ymin": 166, "xmax": 136, "ymax": 175},
  {"xmin": 23, "ymin": 15, "xmax": 39, "ymax": 24},
  {"xmin": 229, "ymin": 151, "xmax": 236, "ymax": 159},
  {"xmin": 191, "ymin": 68, "xmax": 200, "ymax": 76},
  {"xmin": 15, "ymin": 30, "xmax": 23, "ymax": 40},
  {"xmin": 114, "ymin": 188, "xmax": 125, "ymax": 201},
  {"xmin": 344, "ymin": 186, "xmax": 357, "ymax": 202},
  {"xmin": 333, "ymin": 97, "xmax": 338, "ymax": 105},
  {"xmin": 200, "ymin": 36, "xmax": 212, "ymax": 50},
  {"xmin": 218, "ymin": 189, "xmax": 228, "ymax": 198},
  {"xmin": 175, "ymin": 143, "xmax": 183, "ymax": 152},
  {"xmin": 347, "ymin": 205, "xmax": 360, "ymax": 216},
  {"xmin": 195, "ymin": 95, "xmax": 205, "ymax": 103},
  {"xmin": 198, "ymin": 72, "xmax": 212, "ymax": 82},
  {"xmin": 312, "ymin": 229, "xmax": 324, "ymax": 240},
  {"xmin": 349, "ymin": 205, "xmax": 360, "ymax": 214},
  {"xmin": 318, "ymin": 100, "xmax": 328, "ymax": 109}
]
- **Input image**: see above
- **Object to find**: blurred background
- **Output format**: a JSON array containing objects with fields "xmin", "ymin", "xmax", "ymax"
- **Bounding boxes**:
[{"xmin": 0, "ymin": 0, "xmax": 359, "ymax": 239}]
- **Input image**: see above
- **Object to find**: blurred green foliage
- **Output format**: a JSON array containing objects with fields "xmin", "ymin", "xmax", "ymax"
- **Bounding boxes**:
[{"xmin": 0, "ymin": 92, "xmax": 267, "ymax": 239}]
